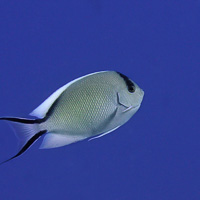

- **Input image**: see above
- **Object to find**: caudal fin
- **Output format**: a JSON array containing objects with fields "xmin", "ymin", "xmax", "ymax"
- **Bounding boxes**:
[{"xmin": 0, "ymin": 117, "xmax": 47, "ymax": 164}]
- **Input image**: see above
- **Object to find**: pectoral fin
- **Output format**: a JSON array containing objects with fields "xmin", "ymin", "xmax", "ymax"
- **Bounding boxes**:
[{"xmin": 89, "ymin": 126, "xmax": 120, "ymax": 141}]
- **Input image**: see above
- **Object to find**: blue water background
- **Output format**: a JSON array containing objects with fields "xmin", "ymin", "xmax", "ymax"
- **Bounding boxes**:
[{"xmin": 0, "ymin": 1, "xmax": 199, "ymax": 199}]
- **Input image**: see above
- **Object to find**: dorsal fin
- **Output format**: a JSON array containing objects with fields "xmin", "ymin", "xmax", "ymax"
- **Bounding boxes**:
[
  {"xmin": 30, "ymin": 83, "xmax": 69, "ymax": 118},
  {"xmin": 30, "ymin": 71, "xmax": 107, "ymax": 118}
]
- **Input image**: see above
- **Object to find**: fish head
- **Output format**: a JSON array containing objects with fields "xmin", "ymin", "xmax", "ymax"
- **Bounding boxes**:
[{"xmin": 116, "ymin": 72, "xmax": 144, "ymax": 117}]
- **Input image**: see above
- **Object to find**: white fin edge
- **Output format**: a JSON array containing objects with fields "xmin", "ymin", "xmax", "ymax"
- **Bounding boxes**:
[
  {"xmin": 30, "ymin": 71, "xmax": 107, "ymax": 119},
  {"xmin": 40, "ymin": 132, "xmax": 87, "ymax": 149},
  {"xmin": 88, "ymin": 126, "xmax": 120, "ymax": 141}
]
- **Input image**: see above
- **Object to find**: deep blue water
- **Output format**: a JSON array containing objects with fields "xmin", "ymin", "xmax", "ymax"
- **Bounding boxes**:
[{"xmin": 0, "ymin": 1, "xmax": 199, "ymax": 199}]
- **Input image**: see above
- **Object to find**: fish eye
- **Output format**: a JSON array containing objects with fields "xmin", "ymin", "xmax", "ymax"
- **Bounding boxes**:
[
  {"xmin": 116, "ymin": 72, "xmax": 136, "ymax": 93},
  {"xmin": 128, "ymin": 85, "xmax": 135, "ymax": 93}
]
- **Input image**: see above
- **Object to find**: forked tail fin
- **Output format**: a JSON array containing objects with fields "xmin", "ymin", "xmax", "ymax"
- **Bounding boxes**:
[{"xmin": 0, "ymin": 117, "xmax": 47, "ymax": 164}]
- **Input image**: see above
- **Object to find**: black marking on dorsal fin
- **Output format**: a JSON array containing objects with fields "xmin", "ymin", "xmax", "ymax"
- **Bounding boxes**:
[
  {"xmin": 116, "ymin": 72, "xmax": 135, "ymax": 92},
  {"xmin": 0, "ymin": 94, "xmax": 62, "ymax": 125},
  {"xmin": 0, "ymin": 130, "xmax": 47, "ymax": 165}
]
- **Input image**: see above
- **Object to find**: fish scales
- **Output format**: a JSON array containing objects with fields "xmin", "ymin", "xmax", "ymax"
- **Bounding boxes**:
[{"xmin": 0, "ymin": 71, "xmax": 144, "ymax": 163}]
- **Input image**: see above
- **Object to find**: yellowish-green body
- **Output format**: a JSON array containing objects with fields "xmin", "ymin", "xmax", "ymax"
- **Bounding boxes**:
[
  {"xmin": 0, "ymin": 71, "xmax": 144, "ymax": 162},
  {"xmin": 37, "ymin": 71, "xmax": 144, "ymax": 148},
  {"xmin": 42, "ymin": 72, "xmax": 121, "ymax": 137}
]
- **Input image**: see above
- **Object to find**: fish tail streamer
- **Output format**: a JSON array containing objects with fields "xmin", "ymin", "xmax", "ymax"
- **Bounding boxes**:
[{"xmin": 0, "ymin": 117, "xmax": 47, "ymax": 164}]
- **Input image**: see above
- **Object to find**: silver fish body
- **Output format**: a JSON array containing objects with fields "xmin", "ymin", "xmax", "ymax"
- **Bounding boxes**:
[{"xmin": 0, "ymin": 71, "xmax": 144, "ymax": 163}]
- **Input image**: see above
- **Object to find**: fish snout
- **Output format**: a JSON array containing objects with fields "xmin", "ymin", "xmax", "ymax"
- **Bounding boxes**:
[{"xmin": 138, "ymin": 88, "xmax": 144, "ymax": 97}]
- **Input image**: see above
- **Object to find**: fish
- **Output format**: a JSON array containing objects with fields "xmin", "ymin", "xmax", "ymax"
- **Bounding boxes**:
[{"xmin": 0, "ymin": 71, "xmax": 144, "ymax": 164}]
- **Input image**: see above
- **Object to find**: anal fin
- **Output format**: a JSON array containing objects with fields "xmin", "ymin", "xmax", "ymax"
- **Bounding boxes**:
[{"xmin": 40, "ymin": 132, "xmax": 86, "ymax": 149}]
